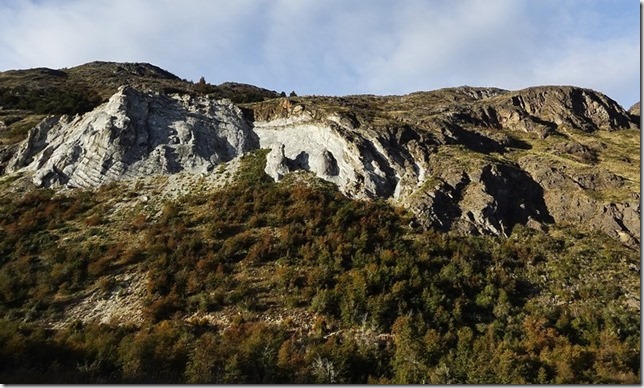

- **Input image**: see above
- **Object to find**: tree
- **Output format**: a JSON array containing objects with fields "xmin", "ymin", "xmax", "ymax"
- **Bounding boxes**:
[
  {"xmin": 312, "ymin": 356, "xmax": 341, "ymax": 384},
  {"xmin": 289, "ymin": 91, "xmax": 297, "ymax": 97},
  {"xmin": 196, "ymin": 77, "xmax": 208, "ymax": 94},
  {"xmin": 391, "ymin": 315, "xmax": 428, "ymax": 384}
]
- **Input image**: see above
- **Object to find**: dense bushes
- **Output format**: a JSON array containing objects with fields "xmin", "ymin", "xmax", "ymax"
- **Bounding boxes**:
[
  {"xmin": 0, "ymin": 86, "xmax": 102, "ymax": 115},
  {"xmin": 0, "ymin": 152, "xmax": 639, "ymax": 383}
]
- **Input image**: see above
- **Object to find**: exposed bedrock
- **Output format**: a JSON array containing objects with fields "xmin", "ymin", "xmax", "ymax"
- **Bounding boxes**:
[
  {"xmin": 6, "ymin": 86, "xmax": 256, "ymax": 187},
  {"xmin": 5, "ymin": 85, "xmax": 639, "ymax": 244}
]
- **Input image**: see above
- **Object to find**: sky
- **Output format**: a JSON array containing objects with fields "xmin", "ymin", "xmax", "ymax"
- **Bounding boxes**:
[{"xmin": 0, "ymin": 0, "xmax": 640, "ymax": 108}]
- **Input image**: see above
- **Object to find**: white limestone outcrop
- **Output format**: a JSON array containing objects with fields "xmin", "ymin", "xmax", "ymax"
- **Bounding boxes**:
[
  {"xmin": 7, "ymin": 87, "xmax": 422, "ymax": 200},
  {"xmin": 253, "ymin": 113, "xmax": 419, "ymax": 199},
  {"xmin": 6, "ymin": 86, "xmax": 256, "ymax": 187}
]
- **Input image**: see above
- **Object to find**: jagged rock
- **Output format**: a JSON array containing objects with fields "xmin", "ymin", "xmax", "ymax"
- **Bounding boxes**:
[
  {"xmin": 628, "ymin": 101, "xmax": 640, "ymax": 116},
  {"xmin": 549, "ymin": 141, "xmax": 599, "ymax": 164},
  {"xmin": 403, "ymin": 160, "xmax": 554, "ymax": 237},
  {"xmin": 254, "ymin": 113, "xmax": 409, "ymax": 199},
  {"xmin": 6, "ymin": 86, "xmax": 256, "ymax": 187},
  {"xmin": 471, "ymin": 86, "xmax": 636, "ymax": 136},
  {"xmin": 628, "ymin": 101, "xmax": 640, "ymax": 124},
  {"xmin": 518, "ymin": 156, "xmax": 639, "ymax": 246}
]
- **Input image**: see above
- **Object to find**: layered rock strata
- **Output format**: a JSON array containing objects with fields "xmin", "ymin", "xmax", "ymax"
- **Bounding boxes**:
[{"xmin": 6, "ymin": 86, "xmax": 256, "ymax": 187}]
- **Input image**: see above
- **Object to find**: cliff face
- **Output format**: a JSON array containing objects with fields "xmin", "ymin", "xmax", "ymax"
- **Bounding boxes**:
[
  {"xmin": 246, "ymin": 86, "xmax": 639, "ymax": 245},
  {"xmin": 6, "ymin": 86, "xmax": 256, "ymax": 187},
  {"xmin": 2, "ymin": 71, "xmax": 640, "ymax": 245}
]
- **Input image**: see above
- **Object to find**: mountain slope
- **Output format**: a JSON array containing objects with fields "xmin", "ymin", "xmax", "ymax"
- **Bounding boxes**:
[
  {"xmin": 3, "ymin": 70, "xmax": 639, "ymax": 244},
  {"xmin": 0, "ymin": 62, "xmax": 639, "ymax": 384},
  {"xmin": 0, "ymin": 61, "xmax": 279, "ymax": 173},
  {"xmin": 0, "ymin": 149, "xmax": 639, "ymax": 383}
]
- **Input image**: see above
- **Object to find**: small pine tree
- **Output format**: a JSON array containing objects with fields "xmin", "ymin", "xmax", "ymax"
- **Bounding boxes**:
[
  {"xmin": 196, "ymin": 76, "xmax": 208, "ymax": 94},
  {"xmin": 280, "ymin": 91, "xmax": 287, "ymax": 97},
  {"xmin": 289, "ymin": 91, "xmax": 297, "ymax": 97}
]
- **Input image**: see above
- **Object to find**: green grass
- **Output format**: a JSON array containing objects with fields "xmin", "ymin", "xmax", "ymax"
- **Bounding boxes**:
[{"xmin": 0, "ymin": 114, "xmax": 47, "ymax": 146}]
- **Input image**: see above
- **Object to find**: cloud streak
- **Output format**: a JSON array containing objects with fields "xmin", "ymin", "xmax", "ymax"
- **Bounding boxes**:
[{"xmin": 0, "ymin": 0, "xmax": 639, "ymax": 107}]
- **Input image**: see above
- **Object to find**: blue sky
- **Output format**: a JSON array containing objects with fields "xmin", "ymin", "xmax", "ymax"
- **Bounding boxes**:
[{"xmin": 0, "ymin": 0, "xmax": 640, "ymax": 107}]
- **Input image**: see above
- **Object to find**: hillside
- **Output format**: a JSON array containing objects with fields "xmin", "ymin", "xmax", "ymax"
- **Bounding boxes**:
[{"xmin": 0, "ymin": 62, "xmax": 640, "ymax": 383}]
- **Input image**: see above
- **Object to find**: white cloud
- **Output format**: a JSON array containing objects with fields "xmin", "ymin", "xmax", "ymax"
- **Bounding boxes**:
[
  {"xmin": 0, "ymin": 0, "xmax": 264, "ymax": 78},
  {"xmin": 356, "ymin": 0, "xmax": 531, "ymax": 93},
  {"xmin": 0, "ymin": 0, "xmax": 639, "ymax": 106},
  {"xmin": 531, "ymin": 37, "xmax": 640, "ymax": 106}
]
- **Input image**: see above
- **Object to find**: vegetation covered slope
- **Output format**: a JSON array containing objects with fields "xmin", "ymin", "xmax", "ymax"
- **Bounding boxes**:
[
  {"xmin": 0, "ymin": 151, "xmax": 639, "ymax": 383},
  {"xmin": 0, "ymin": 62, "xmax": 639, "ymax": 383}
]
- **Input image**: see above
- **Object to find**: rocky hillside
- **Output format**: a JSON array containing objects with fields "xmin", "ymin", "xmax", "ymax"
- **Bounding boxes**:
[
  {"xmin": 0, "ymin": 61, "xmax": 279, "ymax": 173},
  {"xmin": 629, "ymin": 101, "xmax": 640, "ymax": 119},
  {"xmin": 0, "ymin": 62, "xmax": 639, "ymax": 383},
  {"xmin": 2, "ymin": 66, "xmax": 640, "ymax": 245}
]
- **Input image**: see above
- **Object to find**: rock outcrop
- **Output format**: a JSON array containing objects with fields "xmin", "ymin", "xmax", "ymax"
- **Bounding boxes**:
[
  {"xmin": 254, "ymin": 112, "xmax": 424, "ymax": 199},
  {"xmin": 628, "ymin": 101, "xmax": 640, "ymax": 123},
  {"xmin": 6, "ymin": 86, "xmax": 256, "ymax": 187},
  {"xmin": 250, "ymin": 86, "xmax": 639, "ymax": 242},
  {"xmin": 474, "ymin": 86, "xmax": 636, "ymax": 135},
  {"xmin": 4, "ymin": 83, "xmax": 640, "ymax": 245}
]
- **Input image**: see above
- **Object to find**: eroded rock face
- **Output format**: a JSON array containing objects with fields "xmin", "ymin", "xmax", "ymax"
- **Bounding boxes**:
[
  {"xmin": 4, "ymin": 84, "xmax": 640, "ymax": 245},
  {"xmin": 6, "ymin": 86, "xmax": 256, "ymax": 187},
  {"xmin": 254, "ymin": 113, "xmax": 425, "ymax": 199},
  {"xmin": 628, "ymin": 101, "xmax": 640, "ymax": 123},
  {"xmin": 518, "ymin": 156, "xmax": 640, "ymax": 245},
  {"xmin": 249, "ymin": 86, "xmax": 639, "ymax": 243},
  {"xmin": 403, "ymin": 158, "xmax": 555, "ymax": 237},
  {"xmin": 468, "ymin": 86, "xmax": 637, "ymax": 137}
]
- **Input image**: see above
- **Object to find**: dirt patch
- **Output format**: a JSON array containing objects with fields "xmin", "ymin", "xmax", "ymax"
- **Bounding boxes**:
[{"xmin": 54, "ymin": 271, "xmax": 148, "ymax": 328}]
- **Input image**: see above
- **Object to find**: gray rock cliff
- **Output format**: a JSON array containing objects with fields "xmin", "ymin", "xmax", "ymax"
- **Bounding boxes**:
[{"xmin": 6, "ymin": 86, "xmax": 256, "ymax": 187}]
